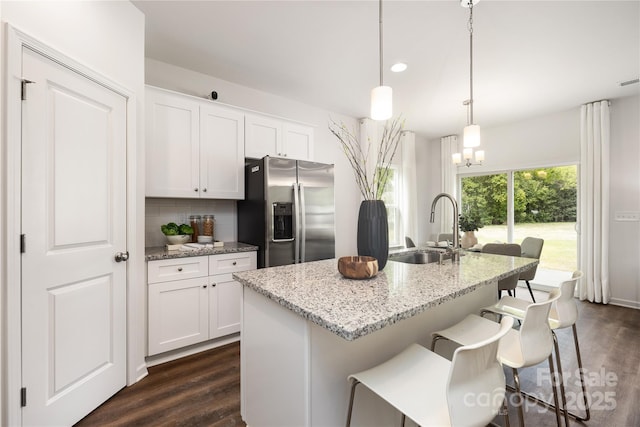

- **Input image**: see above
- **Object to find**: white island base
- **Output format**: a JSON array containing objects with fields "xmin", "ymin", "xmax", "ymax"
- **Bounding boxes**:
[{"xmin": 240, "ymin": 283, "xmax": 497, "ymax": 427}]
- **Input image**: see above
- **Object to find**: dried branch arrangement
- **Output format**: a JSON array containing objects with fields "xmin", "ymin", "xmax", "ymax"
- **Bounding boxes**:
[{"xmin": 329, "ymin": 116, "xmax": 404, "ymax": 200}]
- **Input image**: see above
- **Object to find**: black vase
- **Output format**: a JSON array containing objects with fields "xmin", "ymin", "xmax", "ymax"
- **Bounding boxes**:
[{"xmin": 357, "ymin": 200, "xmax": 389, "ymax": 270}]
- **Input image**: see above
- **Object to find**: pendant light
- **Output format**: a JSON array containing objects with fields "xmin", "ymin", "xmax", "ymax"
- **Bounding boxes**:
[
  {"xmin": 370, "ymin": 0, "xmax": 392, "ymax": 120},
  {"xmin": 462, "ymin": 0, "xmax": 480, "ymax": 148},
  {"xmin": 453, "ymin": 0, "xmax": 484, "ymax": 167}
]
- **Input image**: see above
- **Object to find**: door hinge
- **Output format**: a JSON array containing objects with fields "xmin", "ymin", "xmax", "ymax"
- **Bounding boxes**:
[
  {"xmin": 21, "ymin": 79, "xmax": 35, "ymax": 101},
  {"xmin": 20, "ymin": 234, "xmax": 26, "ymax": 253},
  {"xmin": 20, "ymin": 387, "xmax": 26, "ymax": 407}
]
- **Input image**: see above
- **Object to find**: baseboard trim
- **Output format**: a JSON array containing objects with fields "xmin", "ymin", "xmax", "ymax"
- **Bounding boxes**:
[
  {"xmin": 521, "ymin": 283, "xmax": 640, "ymax": 310},
  {"xmin": 609, "ymin": 298, "xmax": 640, "ymax": 310},
  {"xmin": 133, "ymin": 363, "xmax": 149, "ymax": 385},
  {"xmin": 145, "ymin": 334, "xmax": 241, "ymax": 367}
]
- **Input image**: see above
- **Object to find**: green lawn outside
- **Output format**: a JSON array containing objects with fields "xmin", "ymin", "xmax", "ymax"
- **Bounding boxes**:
[{"xmin": 475, "ymin": 222, "xmax": 577, "ymax": 272}]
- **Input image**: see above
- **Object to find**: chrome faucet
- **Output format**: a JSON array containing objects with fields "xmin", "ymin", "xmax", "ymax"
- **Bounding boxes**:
[{"xmin": 430, "ymin": 193, "xmax": 460, "ymax": 262}]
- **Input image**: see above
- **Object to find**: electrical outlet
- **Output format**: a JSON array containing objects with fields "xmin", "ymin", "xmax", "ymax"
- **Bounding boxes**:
[{"xmin": 614, "ymin": 212, "xmax": 640, "ymax": 222}]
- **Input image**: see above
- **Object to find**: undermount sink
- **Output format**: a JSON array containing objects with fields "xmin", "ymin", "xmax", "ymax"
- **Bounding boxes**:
[{"xmin": 390, "ymin": 251, "xmax": 441, "ymax": 265}]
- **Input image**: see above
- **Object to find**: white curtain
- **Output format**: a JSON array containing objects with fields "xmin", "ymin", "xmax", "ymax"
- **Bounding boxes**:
[
  {"xmin": 401, "ymin": 131, "xmax": 418, "ymax": 244},
  {"xmin": 440, "ymin": 136, "xmax": 459, "ymax": 235},
  {"xmin": 578, "ymin": 100, "xmax": 610, "ymax": 303}
]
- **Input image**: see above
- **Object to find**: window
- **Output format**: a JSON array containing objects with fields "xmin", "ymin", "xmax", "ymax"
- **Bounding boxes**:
[{"xmin": 380, "ymin": 165, "xmax": 402, "ymax": 248}]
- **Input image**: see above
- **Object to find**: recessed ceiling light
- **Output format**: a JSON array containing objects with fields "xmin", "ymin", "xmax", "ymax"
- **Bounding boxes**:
[{"xmin": 390, "ymin": 62, "xmax": 407, "ymax": 73}]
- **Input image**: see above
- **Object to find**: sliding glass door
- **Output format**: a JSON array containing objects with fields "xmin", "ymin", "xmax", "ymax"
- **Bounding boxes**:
[{"xmin": 461, "ymin": 165, "xmax": 577, "ymax": 282}]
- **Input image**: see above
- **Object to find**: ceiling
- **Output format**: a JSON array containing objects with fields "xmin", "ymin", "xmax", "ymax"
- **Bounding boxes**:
[{"xmin": 133, "ymin": 0, "xmax": 639, "ymax": 140}]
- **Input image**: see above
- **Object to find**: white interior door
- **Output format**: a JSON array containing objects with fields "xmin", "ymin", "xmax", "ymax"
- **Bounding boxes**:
[{"xmin": 21, "ymin": 46, "xmax": 127, "ymax": 426}]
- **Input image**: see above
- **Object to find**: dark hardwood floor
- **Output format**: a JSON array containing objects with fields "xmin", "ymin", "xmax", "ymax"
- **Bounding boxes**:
[
  {"xmin": 75, "ymin": 343, "xmax": 245, "ymax": 427},
  {"xmin": 76, "ymin": 290, "xmax": 639, "ymax": 427}
]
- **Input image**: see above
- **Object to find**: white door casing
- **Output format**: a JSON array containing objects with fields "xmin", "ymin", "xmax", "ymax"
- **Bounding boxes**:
[{"xmin": 21, "ymin": 46, "xmax": 127, "ymax": 426}]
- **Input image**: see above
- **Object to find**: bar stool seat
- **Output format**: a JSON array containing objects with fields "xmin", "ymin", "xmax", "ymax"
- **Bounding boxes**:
[
  {"xmin": 432, "ymin": 289, "xmax": 563, "ymax": 427},
  {"xmin": 346, "ymin": 317, "xmax": 514, "ymax": 427}
]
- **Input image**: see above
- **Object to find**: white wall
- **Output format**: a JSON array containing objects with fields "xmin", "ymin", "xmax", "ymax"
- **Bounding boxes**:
[
  {"xmin": 470, "ymin": 108, "xmax": 580, "ymax": 173},
  {"xmin": 419, "ymin": 94, "xmax": 640, "ymax": 307},
  {"xmin": 145, "ymin": 58, "xmax": 361, "ymax": 257},
  {"xmin": 0, "ymin": 1, "xmax": 146, "ymax": 423},
  {"xmin": 608, "ymin": 94, "xmax": 640, "ymax": 308}
]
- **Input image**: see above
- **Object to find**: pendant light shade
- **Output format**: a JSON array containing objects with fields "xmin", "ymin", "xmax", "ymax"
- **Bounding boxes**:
[
  {"xmin": 371, "ymin": 85, "xmax": 393, "ymax": 120},
  {"xmin": 463, "ymin": 124, "xmax": 481, "ymax": 147}
]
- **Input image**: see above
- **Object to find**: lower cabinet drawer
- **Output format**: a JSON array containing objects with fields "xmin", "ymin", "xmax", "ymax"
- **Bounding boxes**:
[
  {"xmin": 148, "ymin": 256, "xmax": 208, "ymax": 284},
  {"xmin": 209, "ymin": 252, "xmax": 256, "ymax": 275}
]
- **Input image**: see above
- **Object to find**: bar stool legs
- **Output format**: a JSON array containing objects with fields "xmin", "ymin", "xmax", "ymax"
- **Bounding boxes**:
[
  {"xmin": 572, "ymin": 324, "xmax": 591, "ymax": 421},
  {"xmin": 552, "ymin": 333, "xmax": 571, "ymax": 427},
  {"xmin": 517, "ymin": 326, "xmax": 591, "ymax": 422},
  {"xmin": 346, "ymin": 379, "xmax": 408, "ymax": 427},
  {"xmin": 508, "ymin": 355, "xmax": 563, "ymax": 427},
  {"xmin": 345, "ymin": 379, "xmax": 359, "ymax": 427}
]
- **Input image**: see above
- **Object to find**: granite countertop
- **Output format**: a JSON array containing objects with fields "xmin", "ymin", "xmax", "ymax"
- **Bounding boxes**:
[
  {"xmin": 233, "ymin": 252, "xmax": 536, "ymax": 341},
  {"xmin": 145, "ymin": 241, "xmax": 258, "ymax": 261}
]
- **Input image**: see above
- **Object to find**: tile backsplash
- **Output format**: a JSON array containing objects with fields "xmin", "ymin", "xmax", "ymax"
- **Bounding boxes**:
[{"xmin": 145, "ymin": 198, "xmax": 237, "ymax": 247}]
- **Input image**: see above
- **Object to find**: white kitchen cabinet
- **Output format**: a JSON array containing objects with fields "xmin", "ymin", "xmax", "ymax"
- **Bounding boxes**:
[
  {"xmin": 208, "ymin": 252, "xmax": 256, "ymax": 338},
  {"xmin": 209, "ymin": 273, "xmax": 242, "ymax": 338},
  {"xmin": 147, "ymin": 251, "xmax": 257, "ymax": 356},
  {"xmin": 282, "ymin": 122, "xmax": 314, "ymax": 160},
  {"xmin": 199, "ymin": 104, "xmax": 245, "ymax": 199},
  {"xmin": 245, "ymin": 113, "xmax": 314, "ymax": 160},
  {"xmin": 148, "ymin": 259, "xmax": 209, "ymax": 355},
  {"xmin": 145, "ymin": 86, "xmax": 245, "ymax": 199},
  {"xmin": 146, "ymin": 87, "xmax": 200, "ymax": 198}
]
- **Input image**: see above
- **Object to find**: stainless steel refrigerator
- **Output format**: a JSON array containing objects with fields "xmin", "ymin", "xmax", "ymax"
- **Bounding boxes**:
[{"xmin": 238, "ymin": 156, "xmax": 335, "ymax": 268}]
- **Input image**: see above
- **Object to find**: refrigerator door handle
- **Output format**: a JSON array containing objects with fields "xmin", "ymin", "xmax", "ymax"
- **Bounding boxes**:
[
  {"xmin": 293, "ymin": 182, "xmax": 300, "ymax": 264},
  {"xmin": 299, "ymin": 183, "xmax": 306, "ymax": 263}
]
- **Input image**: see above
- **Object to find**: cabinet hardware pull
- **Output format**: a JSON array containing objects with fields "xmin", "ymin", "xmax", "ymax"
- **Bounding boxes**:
[
  {"xmin": 177, "ymin": 267, "xmax": 183, "ymax": 272},
  {"xmin": 194, "ymin": 188, "xmax": 198, "ymax": 192},
  {"xmin": 232, "ymin": 261, "xmax": 237, "ymax": 266},
  {"xmin": 202, "ymin": 188, "xmax": 207, "ymax": 192},
  {"xmin": 212, "ymin": 283, "xmax": 216, "ymax": 287},
  {"xmin": 202, "ymin": 285, "xmax": 207, "ymax": 288}
]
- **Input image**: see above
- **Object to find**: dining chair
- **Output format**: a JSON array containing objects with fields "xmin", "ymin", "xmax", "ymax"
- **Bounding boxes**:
[
  {"xmin": 437, "ymin": 233, "xmax": 455, "ymax": 244},
  {"xmin": 482, "ymin": 243, "xmax": 522, "ymax": 299},
  {"xmin": 519, "ymin": 237, "xmax": 544, "ymax": 302},
  {"xmin": 432, "ymin": 289, "xmax": 563, "ymax": 427},
  {"xmin": 404, "ymin": 236, "xmax": 416, "ymax": 248},
  {"xmin": 346, "ymin": 317, "xmax": 514, "ymax": 427},
  {"xmin": 481, "ymin": 271, "xmax": 588, "ymax": 423}
]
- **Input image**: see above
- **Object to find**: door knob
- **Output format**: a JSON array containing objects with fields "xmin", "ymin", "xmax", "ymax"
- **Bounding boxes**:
[{"xmin": 114, "ymin": 251, "xmax": 129, "ymax": 262}]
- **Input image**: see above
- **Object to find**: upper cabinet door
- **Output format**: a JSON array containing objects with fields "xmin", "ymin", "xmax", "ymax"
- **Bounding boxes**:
[
  {"xmin": 283, "ymin": 123, "xmax": 314, "ymax": 161},
  {"xmin": 200, "ymin": 104, "xmax": 245, "ymax": 199},
  {"xmin": 146, "ymin": 87, "xmax": 200, "ymax": 197},
  {"xmin": 245, "ymin": 113, "xmax": 314, "ymax": 160},
  {"xmin": 245, "ymin": 114, "xmax": 282, "ymax": 159}
]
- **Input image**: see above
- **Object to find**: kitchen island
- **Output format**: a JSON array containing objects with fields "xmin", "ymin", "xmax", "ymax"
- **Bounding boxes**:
[{"xmin": 233, "ymin": 251, "xmax": 536, "ymax": 427}]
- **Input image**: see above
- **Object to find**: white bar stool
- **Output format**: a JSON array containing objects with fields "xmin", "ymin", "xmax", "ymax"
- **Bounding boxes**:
[
  {"xmin": 481, "ymin": 271, "xmax": 588, "ymax": 424},
  {"xmin": 431, "ymin": 289, "xmax": 563, "ymax": 427},
  {"xmin": 345, "ymin": 317, "xmax": 514, "ymax": 427}
]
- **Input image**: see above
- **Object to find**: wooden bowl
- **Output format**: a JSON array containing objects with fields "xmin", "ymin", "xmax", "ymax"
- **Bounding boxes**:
[{"xmin": 338, "ymin": 256, "xmax": 378, "ymax": 280}]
